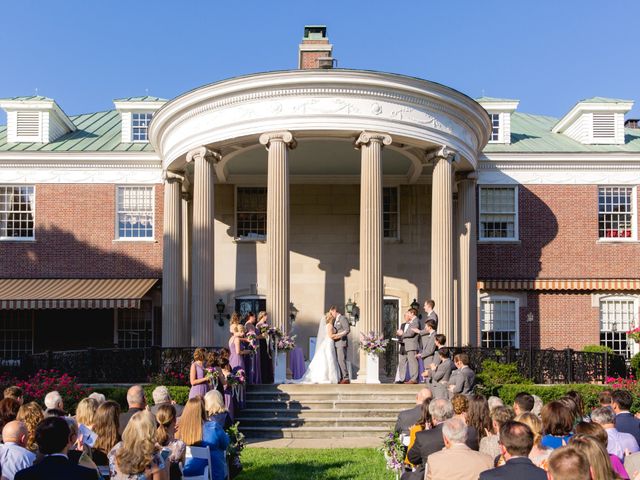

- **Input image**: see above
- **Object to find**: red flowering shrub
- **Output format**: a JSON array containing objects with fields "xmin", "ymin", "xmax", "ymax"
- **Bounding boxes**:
[
  {"xmin": 148, "ymin": 368, "xmax": 188, "ymax": 386},
  {"xmin": 14, "ymin": 369, "xmax": 89, "ymax": 414}
]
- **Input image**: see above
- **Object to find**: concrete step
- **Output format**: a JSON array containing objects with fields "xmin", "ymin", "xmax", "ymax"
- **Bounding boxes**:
[
  {"xmin": 237, "ymin": 416, "xmax": 396, "ymax": 428},
  {"xmin": 246, "ymin": 391, "xmax": 418, "ymax": 401},
  {"xmin": 240, "ymin": 425, "xmax": 391, "ymax": 439},
  {"xmin": 244, "ymin": 399, "xmax": 415, "ymax": 410},
  {"xmin": 247, "ymin": 383, "xmax": 422, "ymax": 393},
  {"xmin": 237, "ymin": 408, "xmax": 401, "ymax": 418}
]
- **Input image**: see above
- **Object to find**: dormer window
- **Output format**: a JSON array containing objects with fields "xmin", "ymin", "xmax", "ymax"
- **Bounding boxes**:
[
  {"xmin": 16, "ymin": 112, "xmax": 41, "ymax": 141},
  {"xmin": 490, "ymin": 113, "xmax": 501, "ymax": 142},
  {"xmin": 132, "ymin": 113, "xmax": 153, "ymax": 142},
  {"xmin": 476, "ymin": 97, "xmax": 520, "ymax": 145},
  {"xmin": 0, "ymin": 96, "xmax": 75, "ymax": 143}
]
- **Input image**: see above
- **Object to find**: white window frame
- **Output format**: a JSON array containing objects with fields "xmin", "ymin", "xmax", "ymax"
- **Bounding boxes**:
[
  {"xmin": 488, "ymin": 113, "xmax": 501, "ymax": 143},
  {"xmin": 0, "ymin": 185, "xmax": 36, "ymax": 241},
  {"xmin": 480, "ymin": 295, "xmax": 520, "ymax": 348},
  {"xmin": 597, "ymin": 186, "xmax": 637, "ymax": 242},
  {"xmin": 115, "ymin": 185, "xmax": 155, "ymax": 241},
  {"xmin": 383, "ymin": 186, "xmax": 400, "ymax": 240},
  {"xmin": 131, "ymin": 112, "xmax": 153, "ymax": 143},
  {"xmin": 599, "ymin": 295, "xmax": 639, "ymax": 359},
  {"xmin": 478, "ymin": 185, "xmax": 519, "ymax": 242},
  {"xmin": 235, "ymin": 186, "xmax": 267, "ymax": 241}
]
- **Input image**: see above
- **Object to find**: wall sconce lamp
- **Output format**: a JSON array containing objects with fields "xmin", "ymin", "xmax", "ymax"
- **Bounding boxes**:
[
  {"xmin": 290, "ymin": 303, "xmax": 299, "ymax": 322},
  {"xmin": 410, "ymin": 298, "xmax": 422, "ymax": 319},
  {"xmin": 345, "ymin": 298, "xmax": 360, "ymax": 326},
  {"xmin": 215, "ymin": 298, "xmax": 230, "ymax": 327}
]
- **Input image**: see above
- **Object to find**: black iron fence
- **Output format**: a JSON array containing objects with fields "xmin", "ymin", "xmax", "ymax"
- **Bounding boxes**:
[{"xmin": 2, "ymin": 345, "xmax": 627, "ymax": 384}]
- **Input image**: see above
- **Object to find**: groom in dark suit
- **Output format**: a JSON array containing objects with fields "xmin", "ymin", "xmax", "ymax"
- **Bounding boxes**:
[{"xmin": 330, "ymin": 306, "xmax": 350, "ymax": 384}]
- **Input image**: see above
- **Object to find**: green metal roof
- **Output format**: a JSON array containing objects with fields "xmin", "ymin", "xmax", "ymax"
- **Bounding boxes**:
[
  {"xmin": 475, "ymin": 96, "xmax": 519, "ymax": 103},
  {"xmin": 483, "ymin": 112, "xmax": 640, "ymax": 153},
  {"xmin": 580, "ymin": 96, "xmax": 634, "ymax": 104},
  {"xmin": 0, "ymin": 110, "xmax": 155, "ymax": 152},
  {"xmin": 0, "ymin": 95, "xmax": 55, "ymax": 102},
  {"xmin": 113, "ymin": 96, "xmax": 167, "ymax": 102}
]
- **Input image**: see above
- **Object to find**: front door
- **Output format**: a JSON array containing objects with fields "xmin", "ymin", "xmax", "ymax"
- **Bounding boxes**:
[
  {"xmin": 234, "ymin": 298, "xmax": 266, "ymax": 319},
  {"xmin": 382, "ymin": 298, "xmax": 400, "ymax": 382}
]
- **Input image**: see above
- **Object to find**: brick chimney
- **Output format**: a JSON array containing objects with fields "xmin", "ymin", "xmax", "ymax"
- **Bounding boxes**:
[{"xmin": 298, "ymin": 25, "xmax": 335, "ymax": 69}]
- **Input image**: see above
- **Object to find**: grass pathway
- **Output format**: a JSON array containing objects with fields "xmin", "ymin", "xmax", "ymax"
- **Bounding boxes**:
[{"xmin": 236, "ymin": 448, "xmax": 396, "ymax": 480}]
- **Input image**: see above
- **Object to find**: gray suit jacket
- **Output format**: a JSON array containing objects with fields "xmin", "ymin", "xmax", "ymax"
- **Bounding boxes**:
[
  {"xmin": 420, "ymin": 331, "xmax": 437, "ymax": 361},
  {"xmin": 401, "ymin": 317, "xmax": 420, "ymax": 352},
  {"xmin": 394, "ymin": 405, "xmax": 422, "ymax": 436},
  {"xmin": 334, "ymin": 314, "xmax": 350, "ymax": 347},
  {"xmin": 425, "ymin": 310, "xmax": 438, "ymax": 330},
  {"xmin": 449, "ymin": 366, "xmax": 475, "ymax": 395},
  {"xmin": 431, "ymin": 358, "xmax": 454, "ymax": 383}
]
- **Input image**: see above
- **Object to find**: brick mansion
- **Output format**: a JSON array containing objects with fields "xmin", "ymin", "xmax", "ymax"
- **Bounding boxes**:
[{"xmin": 1, "ymin": 26, "xmax": 639, "ymax": 378}]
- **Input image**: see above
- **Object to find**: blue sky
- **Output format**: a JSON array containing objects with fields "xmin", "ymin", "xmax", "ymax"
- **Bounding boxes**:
[{"xmin": 1, "ymin": 0, "xmax": 639, "ymax": 124}]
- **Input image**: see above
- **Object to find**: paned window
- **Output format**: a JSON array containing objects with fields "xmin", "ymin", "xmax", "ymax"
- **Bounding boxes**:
[
  {"xmin": 479, "ymin": 186, "xmax": 518, "ymax": 240},
  {"xmin": 598, "ymin": 186, "xmax": 635, "ymax": 239},
  {"xmin": 489, "ymin": 113, "xmax": 501, "ymax": 142},
  {"xmin": 236, "ymin": 187, "xmax": 267, "ymax": 239},
  {"xmin": 0, "ymin": 311, "xmax": 33, "ymax": 362},
  {"xmin": 131, "ymin": 113, "xmax": 153, "ymax": 142},
  {"xmin": 116, "ymin": 186, "xmax": 154, "ymax": 239},
  {"xmin": 383, "ymin": 187, "xmax": 399, "ymax": 239},
  {"xmin": 0, "ymin": 186, "xmax": 35, "ymax": 240},
  {"xmin": 600, "ymin": 298, "xmax": 638, "ymax": 359},
  {"xmin": 117, "ymin": 300, "xmax": 153, "ymax": 349},
  {"xmin": 480, "ymin": 298, "xmax": 518, "ymax": 348}
]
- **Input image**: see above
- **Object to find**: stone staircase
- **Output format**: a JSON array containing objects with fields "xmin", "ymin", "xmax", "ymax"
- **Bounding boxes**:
[{"xmin": 237, "ymin": 383, "xmax": 422, "ymax": 439}]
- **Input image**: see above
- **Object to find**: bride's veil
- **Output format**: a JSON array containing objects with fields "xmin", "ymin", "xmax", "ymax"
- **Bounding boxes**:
[{"xmin": 316, "ymin": 312, "xmax": 329, "ymax": 345}]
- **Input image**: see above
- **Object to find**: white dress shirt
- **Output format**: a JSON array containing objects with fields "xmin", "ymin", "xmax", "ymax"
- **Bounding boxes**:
[{"xmin": 0, "ymin": 442, "xmax": 36, "ymax": 480}]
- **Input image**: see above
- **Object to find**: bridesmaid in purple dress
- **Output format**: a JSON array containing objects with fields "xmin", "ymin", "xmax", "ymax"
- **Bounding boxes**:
[
  {"xmin": 189, "ymin": 348, "xmax": 211, "ymax": 399},
  {"xmin": 229, "ymin": 324, "xmax": 245, "ymax": 370},
  {"xmin": 219, "ymin": 358, "xmax": 235, "ymax": 419},
  {"xmin": 244, "ymin": 312, "xmax": 262, "ymax": 384}
]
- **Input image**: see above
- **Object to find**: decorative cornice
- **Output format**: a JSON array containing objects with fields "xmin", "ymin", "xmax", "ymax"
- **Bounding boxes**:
[
  {"xmin": 355, "ymin": 131, "xmax": 392, "ymax": 148},
  {"xmin": 259, "ymin": 131, "xmax": 297, "ymax": 149},
  {"xmin": 185, "ymin": 146, "xmax": 221, "ymax": 164},
  {"xmin": 0, "ymin": 151, "xmax": 161, "ymax": 167}
]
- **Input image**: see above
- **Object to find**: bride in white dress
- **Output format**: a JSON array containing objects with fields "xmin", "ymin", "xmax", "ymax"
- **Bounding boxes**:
[{"xmin": 293, "ymin": 312, "xmax": 340, "ymax": 384}]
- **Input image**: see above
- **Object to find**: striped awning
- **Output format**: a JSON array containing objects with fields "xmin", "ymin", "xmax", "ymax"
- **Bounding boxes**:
[
  {"xmin": 478, "ymin": 279, "xmax": 640, "ymax": 291},
  {"xmin": 0, "ymin": 278, "xmax": 158, "ymax": 310}
]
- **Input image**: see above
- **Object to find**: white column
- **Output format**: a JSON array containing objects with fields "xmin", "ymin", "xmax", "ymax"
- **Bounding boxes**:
[
  {"xmin": 355, "ymin": 131, "xmax": 392, "ymax": 382},
  {"xmin": 430, "ymin": 147, "xmax": 456, "ymax": 344},
  {"xmin": 260, "ymin": 131, "xmax": 296, "ymax": 334},
  {"xmin": 186, "ymin": 147, "xmax": 220, "ymax": 347},
  {"xmin": 162, "ymin": 170, "xmax": 184, "ymax": 347},
  {"xmin": 457, "ymin": 173, "xmax": 478, "ymax": 346},
  {"xmin": 181, "ymin": 190, "xmax": 192, "ymax": 344}
]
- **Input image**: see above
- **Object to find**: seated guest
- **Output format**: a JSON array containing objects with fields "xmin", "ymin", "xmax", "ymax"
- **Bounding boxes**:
[
  {"xmin": 150, "ymin": 386, "xmax": 184, "ymax": 417},
  {"xmin": 75, "ymin": 398, "xmax": 98, "ymax": 431},
  {"xmin": 532, "ymin": 394, "xmax": 543, "ymax": 417},
  {"xmin": 0, "ymin": 421, "xmax": 36, "ymax": 480},
  {"xmin": 403, "ymin": 398, "xmax": 431, "ymax": 470},
  {"xmin": 427, "ymin": 417, "xmax": 493, "ymax": 480},
  {"xmin": 612, "ymin": 390, "xmax": 640, "ymax": 445},
  {"xmin": 546, "ymin": 445, "xmax": 591, "ymax": 480},
  {"xmin": 540, "ymin": 401, "xmax": 574, "ymax": 449},
  {"xmin": 87, "ymin": 392, "xmax": 106, "ymax": 405},
  {"xmin": 599, "ymin": 389, "xmax": 613, "ymax": 408},
  {"xmin": 178, "ymin": 397, "xmax": 230, "ymax": 480},
  {"xmin": 426, "ymin": 347, "xmax": 454, "ymax": 399},
  {"xmin": 479, "ymin": 421, "xmax": 547, "ymax": 479},
  {"xmin": 480, "ymin": 406, "xmax": 515, "ymax": 461},
  {"xmin": 14, "ymin": 416, "xmax": 96, "ymax": 480},
  {"xmin": 566, "ymin": 391, "xmax": 589, "ymax": 422},
  {"xmin": 575, "ymin": 421, "xmax": 629, "ymax": 479},
  {"xmin": 16, "ymin": 402, "xmax": 43, "ymax": 453},
  {"xmin": 0, "ymin": 398, "xmax": 22, "ymax": 437},
  {"xmin": 63, "ymin": 417, "xmax": 98, "ymax": 472},
  {"xmin": 516, "ymin": 412, "xmax": 552, "ymax": 469},
  {"xmin": 447, "ymin": 353, "xmax": 475, "ymax": 397},
  {"xmin": 465, "ymin": 394, "xmax": 491, "ymax": 452},
  {"xmin": 395, "ymin": 388, "xmax": 432, "ymax": 437},
  {"xmin": 108, "ymin": 410, "xmax": 168, "ymax": 480},
  {"xmin": 591, "ymin": 406, "xmax": 639, "ymax": 459},
  {"xmin": 44, "ymin": 391, "xmax": 65, "ymax": 414},
  {"xmin": 487, "ymin": 396, "xmax": 504, "ymax": 413},
  {"xmin": 92, "ymin": 400, "xmax": 121, "ymax": 467},
  {"xmin": 407, "ymin": 399, "xmax": 476, "ymax": 480},
  {"xmin": 156, "ymin": 405, "xmax": 185, "ymax": 480},
  {"xmin": 451, "ymin": 394, "xmax": 469, "ymax": 419},
  {"xmin": 4, "ymin": 387, "xmax": 24, "ymax": 405},
  {"xmin": 204, "ymin": 390, "xmax": 232, "ymax": 430},
  {"xmin": 513, "ymin": 392, "xmax": 534, "ymax": 416},
  {"xmin": 119, "ymin": 385, "xmax": 147, "ymax": 435}
]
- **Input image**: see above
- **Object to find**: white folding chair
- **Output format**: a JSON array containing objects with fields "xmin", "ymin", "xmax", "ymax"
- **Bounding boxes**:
[{"xmin": 184, "ymin": 445, "xmax": 213, "ymax": 480}]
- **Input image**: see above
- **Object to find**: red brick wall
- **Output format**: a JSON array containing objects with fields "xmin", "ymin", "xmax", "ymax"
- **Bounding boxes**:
[
  {"xmin": 0, "ymin": 184, "xmax": 163, "ymax": 278},
  {"xmin": 478, "ymin": 185, "xmax": 640, "ymax": 279}
]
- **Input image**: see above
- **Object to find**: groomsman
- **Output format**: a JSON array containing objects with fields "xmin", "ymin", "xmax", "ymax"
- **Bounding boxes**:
[
  {"xmin": 396, "ymin": 308, "xmax": 420, "ymax": 384},
  {"xmin": 423, "ymin": 299, "xmax": 438, "ymax": 329},
  {"xmin": 448, "ymin": 353, "xmax": 476, "ymax": 397},
  {"xmin": 395, "ymin": 316, "xmax": 409, "ymax": 384},
  {"xmin": 415, "ymin": 319, "xmax": 437, "ymax": 378},
  {"xmin": 425, "ymin": 346, "xmax": 454, "ymax": 399},
  {"xmin": 422, "ymin": 334, "xmax": 447, "ymax": 380}
]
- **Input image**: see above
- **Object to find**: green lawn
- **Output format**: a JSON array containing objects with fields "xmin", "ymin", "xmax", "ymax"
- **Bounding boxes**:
[{"xmin": 236, "ymin": 448, "xmax": 396, "ymax": 480}]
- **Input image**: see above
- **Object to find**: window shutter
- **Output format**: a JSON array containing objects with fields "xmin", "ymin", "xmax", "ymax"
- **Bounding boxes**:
[
  {"xmin": 593, "ymin": 113, "xmax": 616, "ymax": 139},
  {"xmin": 16, "ymin": 111, "xmax": 41, "ymax": 139}
]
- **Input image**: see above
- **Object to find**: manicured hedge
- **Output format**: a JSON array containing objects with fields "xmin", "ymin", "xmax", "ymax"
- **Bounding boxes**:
[{"xmin": 92, "ymin": 385, "xmax": 190, "ymax": 410}]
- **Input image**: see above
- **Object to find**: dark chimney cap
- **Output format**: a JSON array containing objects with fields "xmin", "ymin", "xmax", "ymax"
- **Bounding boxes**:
[{"xmin": 304, "ymin": 25, "xmax": 327, "ymax": 40}]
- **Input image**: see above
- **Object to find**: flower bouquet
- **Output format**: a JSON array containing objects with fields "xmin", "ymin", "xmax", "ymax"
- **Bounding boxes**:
[
  {"xmin": 268, "ymin": 326, "xmax": 283, "ymax": 339},
  {"xmin": 246, "ymin": 331, "xmax": 259, "ymax": 354},
  {"xmin": 379, "ymin": 430, "xmax": 405, "ymax": 474},
  {"xmin": 205, "ymin": 367, "xmax": 220, "ymax": 389},
  {"xmin": 359, "ymin": 331, "xmax": 389, "ymax": 355},
  {"xmin": 277, "ymin": 334, "xmax": 296, "ymax": 352},
  {"xmin": 227, "ymin": 369, "xmax": 246, "ymax": 387},
  {"xmin": 628, "ymin": 326, "xmax": 640, "ymax": 343}
]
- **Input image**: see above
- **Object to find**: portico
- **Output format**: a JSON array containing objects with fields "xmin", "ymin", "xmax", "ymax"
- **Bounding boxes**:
[{"xmin": 150, "ymin": 69, "xmax": 490, "ymax": 379}]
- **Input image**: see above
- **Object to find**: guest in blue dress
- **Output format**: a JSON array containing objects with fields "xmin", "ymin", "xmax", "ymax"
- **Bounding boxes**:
[
  {"xmin": 178, "ymin": 397, "xmax": 230, "ymax": 480},
  {"xmin": 540, "ymin": 401, "xmax": 574, "ymax": 449},
  {"xmin": 189, "ymin": 348, "xmax": 211, "ymax": 400},
  {"xmin": 204, "ymin": 390, "xmax": 233, "ymax": 430}
]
